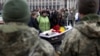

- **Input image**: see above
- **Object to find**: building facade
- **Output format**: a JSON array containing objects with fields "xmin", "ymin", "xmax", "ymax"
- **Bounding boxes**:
[
  {"xmin": 27, "ymin": 0, "xmax": 65, "ymax": 10},
  {"xmin": 67, "ymin": 0, "xmax": 78, "ymax": 10},
  {"xmin": 0, "ymin": 0, "xmax": 77, "ymax": 11},
  {"xmin": 27, "ymin": 0, "xmax": 78, "ymax": 11}
]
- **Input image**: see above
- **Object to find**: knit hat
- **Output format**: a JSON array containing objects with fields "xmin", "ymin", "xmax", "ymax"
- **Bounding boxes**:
[
  {"xmin": 2, "ymin": 0, "xmax": 30, "ymax": 24},
  {"xmin": 78, "ymin": 0, "xmax": 99, "ymax": 15}
]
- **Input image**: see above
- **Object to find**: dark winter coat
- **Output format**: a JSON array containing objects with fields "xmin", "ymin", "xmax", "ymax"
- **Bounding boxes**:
[
  {"xmin": 28, "ymin": 17, "xmax": 40, "ymax": 31},
  {"xmin": 50, "ymin": 12, "xmax": 66, "ymax": 28}
]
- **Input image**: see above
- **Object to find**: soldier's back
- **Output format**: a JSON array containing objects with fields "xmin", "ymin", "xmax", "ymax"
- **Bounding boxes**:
[
  {"xmin": 0, "ymin": 23, "xmax": 56, "ymax": 56},
  {"xmin": 61, "ymin": 22, "xmax": 100, "ymax": 56}
]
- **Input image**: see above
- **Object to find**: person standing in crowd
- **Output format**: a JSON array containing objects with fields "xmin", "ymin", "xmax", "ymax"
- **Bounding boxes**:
[
  {"xmin": 67, "ymin": 9, "xmax": 75, "ymax": 26},
  {"xmin": 37, "ymin": 10, "xmax": 50, "ymax": 32},
  {"xmin": 0, "ymin": 0, "xmax": 56, "ymax": 56},
  {"xmin": 64, "ymin": 9, "xmax": 68, "ymax": 19},
  {"xmin": 60, "ymin": 8, "xmax": 65, "ymax": 19},
  {"xmin": 56, "ymin": 12, "xmax": 66, "ymax": 27},
  {"xmin": 75, "ymin": 11, "xmax": 80, "ymax": 22},
  {"xmin": 28, "ymin": 11, "xmax": 40, "ymax": 31},
  {"xmin": 63, "ymin": 9, "xmax": 68, "ymax": 26},
  {"xmin": 60, "ymin": 0, "xmax": 100, "ymax": 56},
  {"xmin": 50, "ymin": 11, "xmax": 66, "ymax": 28}
]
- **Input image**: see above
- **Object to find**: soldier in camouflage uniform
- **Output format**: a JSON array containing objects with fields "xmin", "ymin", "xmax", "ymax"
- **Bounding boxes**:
[
  {"xmin": 60, "ymin": 0, "xmax": 100, "ymax": 56},
  {"xmin": 0, "ymin": 0, "xmax": 56, "ymax": 56}
]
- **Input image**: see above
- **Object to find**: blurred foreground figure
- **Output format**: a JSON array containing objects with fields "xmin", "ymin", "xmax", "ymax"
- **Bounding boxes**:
[
  {"xmin": 0, "ymin": 0, "xmax": 56, "ymax": 56},
  {"xmin": 60, "ymin": 0, "xmax": 100, "ymax": 56}
]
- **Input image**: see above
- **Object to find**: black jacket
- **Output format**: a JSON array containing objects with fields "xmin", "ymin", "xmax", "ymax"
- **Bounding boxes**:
[
  {"xmin": 28, "ymin": 17, "xmax": 40, "ymax": 30},
  {"xmin": 50, "ymin": 11, "xmax": 66, "ymax": 28}
]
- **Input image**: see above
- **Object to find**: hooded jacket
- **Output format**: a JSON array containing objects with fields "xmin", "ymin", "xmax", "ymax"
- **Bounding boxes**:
[{"xmin": 60, "ymin": 14, "xmax": 100, "ymax": 56}]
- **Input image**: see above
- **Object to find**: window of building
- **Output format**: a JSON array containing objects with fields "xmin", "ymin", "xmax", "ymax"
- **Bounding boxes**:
[
  {"xmin": 53, "ymin": 2, "xmax": 56, "ymax": 5},
  {"xmin": 36, "ymin": 6, "xmax": 38, "ymax": 9},
  {"xmin": 46, "ymin": 6, "xmax": 48, "ymax": 9},
  {"xmin": 50, "ymin": 2, "xmax": 52, "ymax": 5},
  {"xmin": 42, "ymin": 6, "xmax": 44, "ymax": 9},
  {"xmin": 57, "ymin": 2, "xmax": 59, "ymax": 4},
  {"xmin": 53, "ymin": 5, "xmax": 55, "ymax": 9},
  {"xmin": 49, "ymin": 5, "xmax": 51, "ymax": 9},
  {"xmin": 46, "ymin": 2, "xmax": 48, "ymax": 5},
  {"xmin": 57, "ymin": 5, "xmax": 60, "ymax": 9},
  {"xmin": 42, "ymin": 3, "xmax": 44, "ymax": 5}
]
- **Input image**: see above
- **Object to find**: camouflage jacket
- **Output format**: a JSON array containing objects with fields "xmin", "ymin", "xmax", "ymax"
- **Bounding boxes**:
[
  {"xmin": 60, "ymin": 14, "xmax": 100, "ymax": 56},
  {"xmin": 0, "ymin": 23, "xmax": 56, "ymax": 56}
]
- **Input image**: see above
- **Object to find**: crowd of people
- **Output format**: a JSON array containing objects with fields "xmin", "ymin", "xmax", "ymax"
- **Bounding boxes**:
[
  {"xmin": 0, "ymin": 0, "xmax": 100, "ymax": 56},
  {"xmin": 28, "ymin": 8, "xmax": 75, "ymax": 33}
]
